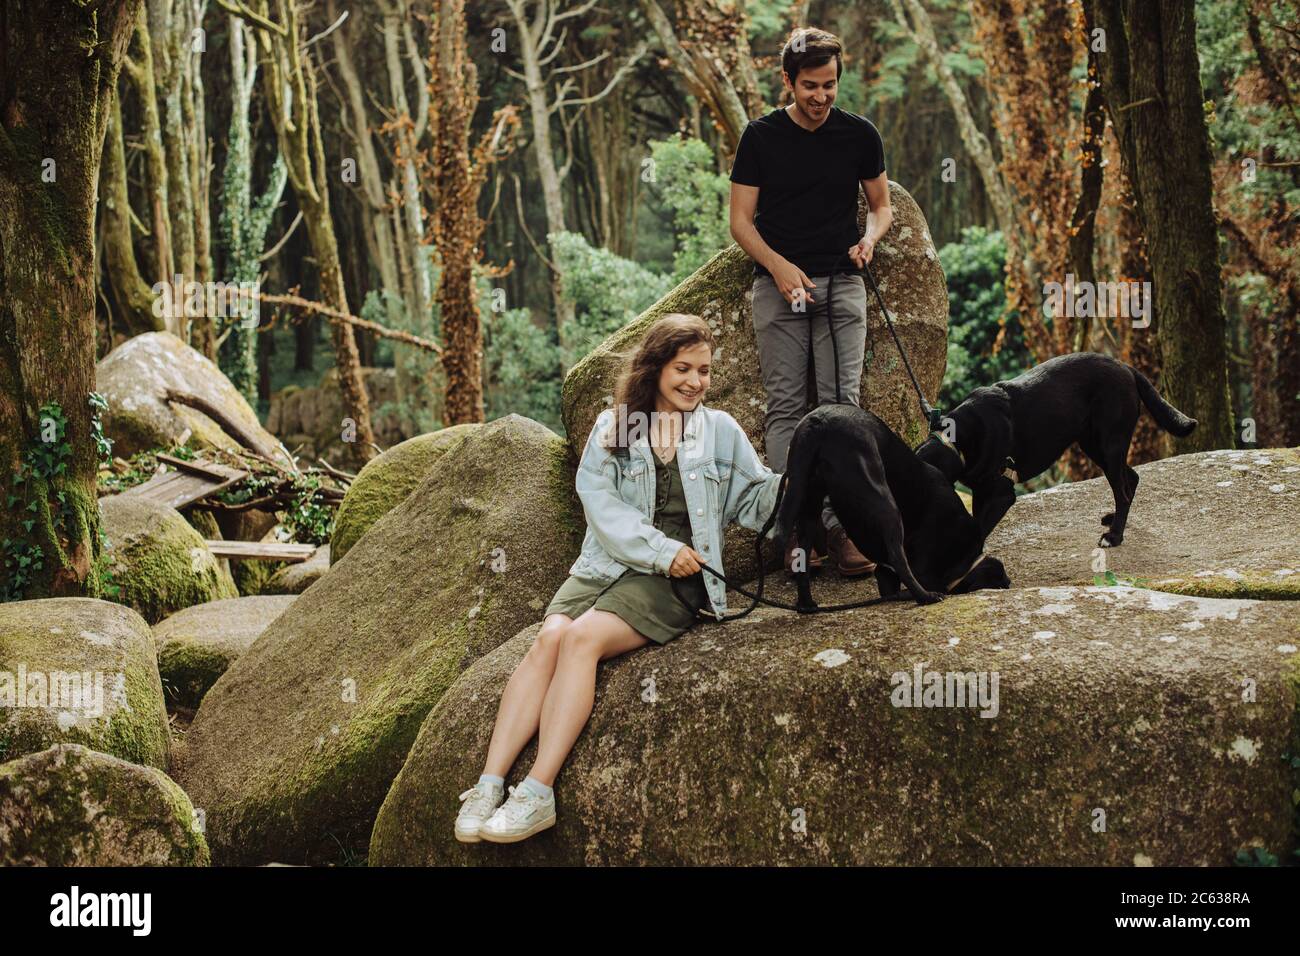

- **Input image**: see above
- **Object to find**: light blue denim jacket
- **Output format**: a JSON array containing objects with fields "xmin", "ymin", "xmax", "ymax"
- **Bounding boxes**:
[{"xmin": 569, "ymin": 404, "xmax": 783, "ymax": 619}]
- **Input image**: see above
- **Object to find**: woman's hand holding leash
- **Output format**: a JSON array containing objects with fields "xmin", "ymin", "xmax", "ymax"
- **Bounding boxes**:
[{"xmin": 669, "ymin": 545, "xmax": 706, "ymax": 577}]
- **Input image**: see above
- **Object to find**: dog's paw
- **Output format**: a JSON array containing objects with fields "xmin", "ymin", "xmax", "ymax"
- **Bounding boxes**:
[
  {"xmin": 795, "ymin": 600, "xmax": 820, "ymax": 614},
  {"xmin": 913, "ymin": 590, "xmax": 945, "ymax": 605},
  {"xmin": 1100, "ymin": 511, "xmax": 1114, "ymax": 526},
  {"xmin": 1098, "ymin": 531, "xmax": 1124, "ymax": 548}
]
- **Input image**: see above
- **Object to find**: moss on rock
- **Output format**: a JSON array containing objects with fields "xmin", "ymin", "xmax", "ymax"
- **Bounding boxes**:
[
  {"xmin": 987, "ymin": 448, "xmax": 1300, "ymax": 599},
  {"xmin": 154, "ymin": 596, "xmax": 297, "ymax": 709},
  {"xmin": 0, "ymin": 599, "xmax": 170, "ymax": 769},
  {"xmin": 0, "ymin": 743, "xmax": 209, "ymax": 865},
  {"xmin": 372, "ymin": 585, "xmax": 1300, "ymax": 866},
  {"xmin": 100, "ymin": 495, "xmax": 238, "ymax": 624},
  {"xmin": 331, "ymin": 425, "xmax": 479, "ymax": 563},
  {"xmin": 176, "ymin": 415, "xmax": 584, "ymax": 865}
]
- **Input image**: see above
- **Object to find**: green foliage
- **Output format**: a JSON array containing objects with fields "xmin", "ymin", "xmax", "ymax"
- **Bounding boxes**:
[
  {"xmin": 551, "ymin": 230, "xmax": 673, "ymax": 366},
  {"xmin": 869, "ymin": 0, "xmax": 984, "ymax": 105},
  {"xmin": 282, "ymin": 474, "xmax": 333, "ymax": 546},
  {"xmin": 89, "ymin": 392, "xmax": 113, "ymax": 463},
  {"xmin": 483, "ymin": 299, "xmax": 562, "ymax": 427},
  {"xmin": 98, "ymin": 444, "xmax": 194, "ymax": 496},
  {"xmin": 937, "ymin": 227, "xmax": 1032, "ymax": 408},
  {"xmin": 367, "ymin": 288, "xmax": 444, "ymax": 438},
  {"xmin": 1233, "ymin": 846, "xmax": 1279, "ymax": 867},
  {"xmin": 3, "ymin": 398, "xmax": 110, "ymax": 602},
  {"xmin": 646, "ymin": 134, "xmax": 733, "ymax": 282},
  {"xmin": 1092, "ymin": 570, "xmax": 1148, "ymax": 589},
  {"xmin": 1, "ymin": 539, "xmax": 44, "ymax": 603}
]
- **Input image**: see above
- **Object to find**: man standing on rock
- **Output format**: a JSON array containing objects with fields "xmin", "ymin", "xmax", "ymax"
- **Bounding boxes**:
[{"xmin": 729, "ymin": 27, "xmax": 893, "ymax": 576}]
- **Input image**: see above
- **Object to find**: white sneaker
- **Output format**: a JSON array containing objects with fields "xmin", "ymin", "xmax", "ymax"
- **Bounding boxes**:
[
  {"xmin": 478, "ymin": 783, "xmax": 556, "ymax": 843},
  {"xmin": 455, "ymin": 781, "xmax": 505, "ymax": 843}
]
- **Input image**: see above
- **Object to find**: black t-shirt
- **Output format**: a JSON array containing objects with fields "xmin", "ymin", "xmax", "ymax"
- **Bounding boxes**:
[{"xmin": 729, "ymin": 106, "xmax": 886, "ymax": 278}]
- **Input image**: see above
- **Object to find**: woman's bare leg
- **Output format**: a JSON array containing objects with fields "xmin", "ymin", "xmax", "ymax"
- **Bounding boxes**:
[
  {"xmin": 480, "ymin": 613, "xmax": 571, "ymax": 778},
  {"xmin": 528, "ymin": 608, "xmax": 650, "ymax": 786}
]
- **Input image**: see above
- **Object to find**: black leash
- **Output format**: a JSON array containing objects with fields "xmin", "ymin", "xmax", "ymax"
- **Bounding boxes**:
[
  {"xmin": 670, "ymin": 470, "xmax": 905, "ymax": 621},
  {"xmin": 670, "ymin": 249, "xmax": 943, "ymax": 621}
]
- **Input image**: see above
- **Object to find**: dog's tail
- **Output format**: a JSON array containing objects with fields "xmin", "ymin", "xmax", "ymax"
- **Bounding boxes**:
[
  {"xmin": 773, "ymin": 429, "xmax": 820, "ymax": 547},
  {"xmin": 1131, "ymin": 366, "xmax": 1197, "ymax": 437}
]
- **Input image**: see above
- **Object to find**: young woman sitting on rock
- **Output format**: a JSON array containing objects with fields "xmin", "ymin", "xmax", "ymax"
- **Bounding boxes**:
[{"xmin": 455, "ymin": 313, "xmax": 784, "ymax": 844}]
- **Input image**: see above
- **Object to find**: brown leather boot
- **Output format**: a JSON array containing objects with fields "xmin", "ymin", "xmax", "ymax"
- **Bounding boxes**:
[
  {"xmin": 783, "ymin": 534, "xmax": 825, "ymax": 574},
  {"xmin": 827, "ymin": 524, "xmax": 876, "ymax": 578}
]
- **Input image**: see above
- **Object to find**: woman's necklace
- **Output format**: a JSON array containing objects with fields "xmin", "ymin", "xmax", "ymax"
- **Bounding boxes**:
[{"xmin": 652, "ymin": 411, "xmax": 680, "ymax": 465}]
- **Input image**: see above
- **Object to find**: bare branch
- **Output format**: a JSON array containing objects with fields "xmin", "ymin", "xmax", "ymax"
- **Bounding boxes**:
[
  {"xmin": 549, "ymin": 49, "xmax": 610, "ymax": 78},
  {"xmin": 253, "ymin": 291, "xmax": 444, "ymax": 353},
  {"xmin": 552, "ymin": 41, "xmax": 647, "ymax": 110},
  {"xmin": 258, "ymin": 210, "xmax": 303, "ymax": 261},
  {"xmin": 215, "ymin": 0, "xmax": 287, "ymax": 36},
  {"xmin": 303, "ymin": 9, "xmax": 349, "ymax": 49}
]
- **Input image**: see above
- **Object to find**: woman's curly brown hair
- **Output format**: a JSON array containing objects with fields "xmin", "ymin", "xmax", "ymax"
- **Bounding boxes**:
[{"xmin": 600, "ymin": 313, "xmax": 714, "ymax": 456}]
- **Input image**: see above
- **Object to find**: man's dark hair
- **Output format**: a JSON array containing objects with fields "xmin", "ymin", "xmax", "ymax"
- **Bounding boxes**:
[{"xmin": 781, "ymin": 27, "xmax": 843, "ymax": 83}]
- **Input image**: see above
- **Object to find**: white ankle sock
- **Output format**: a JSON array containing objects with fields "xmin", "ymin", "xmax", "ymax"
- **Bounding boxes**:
[{"xmin": 520, "ymin": 775, "xmax": 552, "ymax": 800}]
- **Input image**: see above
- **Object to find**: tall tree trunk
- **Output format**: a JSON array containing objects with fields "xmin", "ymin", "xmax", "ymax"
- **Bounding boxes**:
[
  {"xmin": 150, "ymin": 0, "xmax": 196, "ymax": 292},
  {"xmin": 504, "ymin": 0, "xmax": 644, "ymax": 363},
  {"xmin": 248, "ymin": 0, "xmax": 377, "ymax": 463},
  {"xmin": 188, "ymin": 0, "xmax": 215, "ymax": 357},
  {"xmin": 429, "ymin": 0, "xmax": 517, "ymax": 424},
  {"xmin": 0, "ymin": 0, "xmax": 142, "ymax": 600},
  {"xmin": 1084, "ymin": 0, "xmax": 1234, "ymax": 452},
  {"xmin": 1116, "ymin": 172, "xmax": 1163, "ymax": 465},
  {"xmin": 103, "ymin": 96, "xmax": 166, "ymax": 335},
  {"xmin": 123, "ymin": 7, "xmax": 174, "ymax": 295},
  {"xmin": 505, "ymin": 0, "xmax": 576, "ymax": 351},
  {"xmin": 217, "ymin": 14, "xmax": 286, "ymax": 403},
  {"xmin": 640, "ymin": 0, "xmax": 750, "ymax": 154}
]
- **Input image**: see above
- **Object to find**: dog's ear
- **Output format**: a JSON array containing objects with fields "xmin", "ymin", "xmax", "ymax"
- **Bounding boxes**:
[{"xmin": 965, "ymin": 391, "xmax": 1014, "ymax": 479}]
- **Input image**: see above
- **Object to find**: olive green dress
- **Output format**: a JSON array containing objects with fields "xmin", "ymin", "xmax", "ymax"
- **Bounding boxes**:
[{"xmin": 545, "ymin": 450, "xmax": 710, "ymax": 645}]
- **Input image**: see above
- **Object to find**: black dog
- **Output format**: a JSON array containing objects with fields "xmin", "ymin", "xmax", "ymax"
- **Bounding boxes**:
[
  {"xmin": 773, "ymin": 404, "xmax": 1011, "ymax": 608},
  {"xmin": 916, "ymin": 352, "xmax": 1197, "ymax": 548}
]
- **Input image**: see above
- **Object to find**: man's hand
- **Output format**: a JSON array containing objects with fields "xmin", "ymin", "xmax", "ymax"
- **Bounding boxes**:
[
  {"xmin": 848, "ymin": 236, "xmax": 875, "ymax": 269},
  {"xmin": 771, "ymin": 258, "xmax": 817, "ymax": 305},
  {"xmin": 669, "ymin": 545, "xmax": 706, "ymax": 577}
]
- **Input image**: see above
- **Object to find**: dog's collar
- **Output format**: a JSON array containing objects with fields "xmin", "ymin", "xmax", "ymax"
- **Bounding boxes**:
[
  {"xmin": 946, "ymin": 551, "xmax": 988, "ymax": 592},
  {"xmin": 1001, "ymin": 457, "xmax": 1018, "ymax": 483},
  {"xmin": 928, "ymin": 431, "xmax": 966, "ymax": 470}
]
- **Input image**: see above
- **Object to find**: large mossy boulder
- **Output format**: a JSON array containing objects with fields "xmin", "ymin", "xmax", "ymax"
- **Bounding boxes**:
[
  {"xmin": 176, "ymin": 414, "xmax": 583, "ymax": 865},
  {"xmin": 0, "ymin": 599, "xmax": 170, "ymax": 769},
  {"xmin": 96, "ymin": 332, "xmax": 283, "ymax": 460},
  {"xmin": 988, "ymin": 447, "xmax": 1300, "ymax": 598},
  {"xmin": 154, "ymin": 596, "xmax": 297, "ymax": 709},
  {"xmin": 372, "ymin": 585, "xmax": 1300, "ymax": 866},
  {"xmin": 330, "ymin": 424, "xmax": 479, "ymax": 563},
  {"xmin": 561, "ymin": 182, "xmax": 947, "ymax": 581},
  {"xmin": 100, "ymin": 495, "xmax": 238, "ymax": 624},
  {"xmin": 0, "ymin": 744, "xmax": 209, "ymax": 866}
]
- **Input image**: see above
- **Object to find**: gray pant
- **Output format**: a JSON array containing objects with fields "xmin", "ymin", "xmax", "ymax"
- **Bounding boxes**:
[{"xmin": 752, "ymin": 272, "xmax": 868, "ymax": 531}]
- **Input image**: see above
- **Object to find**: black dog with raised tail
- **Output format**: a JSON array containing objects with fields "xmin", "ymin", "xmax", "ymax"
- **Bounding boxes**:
[{"xmin": 916, "ymin": 352, "xmax": 1197, "ymax": 547}]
